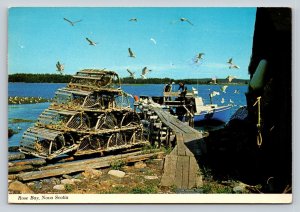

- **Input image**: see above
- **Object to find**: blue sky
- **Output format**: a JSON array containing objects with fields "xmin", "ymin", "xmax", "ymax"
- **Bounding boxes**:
[{"xmin": 8, "ymin": 7, "xmax": 256, "ymax": 79}]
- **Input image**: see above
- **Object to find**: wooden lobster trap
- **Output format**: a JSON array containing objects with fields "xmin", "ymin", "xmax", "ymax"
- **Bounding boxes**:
[
  {"xmin": 19, "ymin": 127, "xmax": 77, "ymax": 159},
  {"xmin": 36, "ymin": 108, "xmax": 90, "ymax": 131},
  {"xmin": 67, "ymin": 69, "xmax": 121, "ymax": 91},
  {"xmin": 51, "ymin": 87, "xmax": 131, "ymax": 111},
  {"xmin": 75, "ymin": 127, "xmax": 146, "ymax": 156}
]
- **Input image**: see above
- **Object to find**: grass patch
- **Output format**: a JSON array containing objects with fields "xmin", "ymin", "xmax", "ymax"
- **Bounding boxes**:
[
  {"xmin": 110, "ymin": 160, "xmax": 126, "ymax": 170},
  {"xmin": 141, "ymin": 144, "xmax": 158, "ymax": 154},
  {"xmin": 64, "ymin": 184, "xmax": 75, "ymax": 192},
  {"xmin": 105, "ymin": 186, "xmax": 129, "ymax": 194},
  {"xmin": 131, "ymin": 185, "xmax": 158, "ymax": 194},
  {"xmin": 160, "ymin": 146, "xmax": 173, "ymax": 154},
  {"xmin": 200, "ymin": 182, "xmax": 232, "ymax": 194}
]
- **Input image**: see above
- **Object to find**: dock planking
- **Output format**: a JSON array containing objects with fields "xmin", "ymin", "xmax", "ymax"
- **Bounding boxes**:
[{"xmin": 151, "ymin": 107, "xmax": 203, "ymax": 189}]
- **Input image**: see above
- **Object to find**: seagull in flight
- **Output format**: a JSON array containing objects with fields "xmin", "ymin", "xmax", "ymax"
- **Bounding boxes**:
[
  {"xmin": 56, "ymin": 61, "xmax": 64, "ymax": 74},
  {"xmin": 229, "ymin": 64, "xmax": 240, "ymax": 69},
  {"xmin": 226, "ymin": 75, "xmax": 237, "ymax": 83},
  {"xmin": 180, "ymin": 17, "xmax": 194, "ymax": 26},
  {"xmin": 128, "ymin": 48, "xmax": 136, "ymax": 58},
  {"xmin": 63, "ymin": 18, "xmax": 82, "ymax": 26},
  {"xmin": 234, "ymin": 89, "xmax": 240, "ymax": 94},
  {"xmin": 211, "ymin": 76, "xmax": 217, "ymax": 84},
  {"xmin": 227, "ymin": 58, "xmax": 240, "ymax": 69},
  {"xmin": 210, "ymin": 91, "xmax": 220, "ymax": 97},
  {"xmin": 227, "ymin": 58, "xmax": 233, "ymax": 65},
  {"xmin": 195, "ymin": 53, "xmax": 205, "ymax": 63},
  {"xmin": 150, "ymin": 38, "xmax": 157, "ymax": 45},
  {"xmin": 129, "ymin": 18, "xmax": 138, "ymax": 22},
  {"xmin": 86, "ymin": 37, "xmax": 97, "ymax": 46},
  {"xmin": 141, "ymin": 67, "xmax": 152, "ymax": 79},
  {"xmin": 220, "ymin": 85, "xmax": 228, "ymax": 93},
  {"xmin": 127, "ymin": 69, "xmax": 136, "ymax": 78}
]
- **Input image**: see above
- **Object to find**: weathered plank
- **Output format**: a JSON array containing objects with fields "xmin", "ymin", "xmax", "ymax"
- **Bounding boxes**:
[
  {"xmin": 188, "ymin": 156, "xmax": 197, "ymax": 188},
  {"xmin": 174, "ymin": 156, "xmax": 184, "ymax": 188},
  {"xmin": 8, "ymin": 152, "xmax": 26, "ymax": 161},
  {"xmin": 148, "ymin": 107, "xmax": 204, "ymax": 189},
  {"xmin": 18, "ymin": 161, "xmax": 110, "ymax": 181},
  {"xmin": 177, "ymin": 135, "xmax": 186, "ymax": 156},
  {"xmin": 9, "ymin": 165, "xmax": 34, "ymax": 174},
  {"xmin": 181, "ymin": 156, "xmax": 190, "ymax": 189},
  {"xmin": 40, "ymin": 151, "xmax": 143, "ymax": 171},
  {"xmin": 170, "ymin": 146, "xmax": 178, "ymax": 156},
  {"xmin": 9, "ymin": 158, "xmax": 46, "ymax": 167},
  {"xmin": 160, "ymin": 155, "xmax": 177, "ymax": 187},
  {"xmin": 189, "ymin": 156, "xmax": 203, "ymax": 188},
  {"xmin": 18, "ymin": 152, "xmax": 162, "ymax": 181},
  {"xmin": 8, "ymin": 146, "xmax": 20, "ymax": 152}
]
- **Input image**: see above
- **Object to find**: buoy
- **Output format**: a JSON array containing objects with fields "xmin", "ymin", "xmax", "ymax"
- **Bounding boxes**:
[
  {"xmin": 134, "ymin": 95, "xmax": 139, "ymax": 102},
  {"xmin": 250, "ymin": 59, "xmax": 268, "ymax": 91}
]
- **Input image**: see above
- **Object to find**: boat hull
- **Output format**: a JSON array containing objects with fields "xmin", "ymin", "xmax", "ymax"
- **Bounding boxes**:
[{"xmin": 193, "ymin": 105, "xmax": 232, "ymax": 123}]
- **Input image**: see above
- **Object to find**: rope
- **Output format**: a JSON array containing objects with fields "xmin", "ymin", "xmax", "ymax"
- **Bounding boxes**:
[{"xmin": 253, "ymin": 96, "xmax": 263, "ymax": 147}]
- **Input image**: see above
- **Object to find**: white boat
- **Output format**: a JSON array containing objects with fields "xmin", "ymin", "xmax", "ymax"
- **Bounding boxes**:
[{"xmin": 138, "ymin": 87, "xmax": 233, "ymax": 124}]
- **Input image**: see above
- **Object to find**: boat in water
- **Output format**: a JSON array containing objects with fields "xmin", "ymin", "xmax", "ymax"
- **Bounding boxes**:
[{"xmin": 137, "ymin": 85, "xmax": 233, "ymax": 124}]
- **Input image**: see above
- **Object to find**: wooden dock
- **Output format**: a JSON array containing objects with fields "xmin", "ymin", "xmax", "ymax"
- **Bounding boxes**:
[{"xmin": 150, "ymin": 107, "xmax": 204, "ymax": 189}]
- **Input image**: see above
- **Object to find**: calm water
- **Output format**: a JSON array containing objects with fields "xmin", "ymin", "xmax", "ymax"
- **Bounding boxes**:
[{"xmin": 8, "ymin": 83, "xmax": 248, "ymax": 146}]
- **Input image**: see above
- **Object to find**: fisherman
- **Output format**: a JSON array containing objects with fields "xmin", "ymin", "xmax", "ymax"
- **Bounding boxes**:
[
  {"xmin": 181, "ymin": 86, "xmax": 188, "ymax": 98},
  {"xmin": 178, "ymin": 82, "xmax": 185, "ymax": 92},
  {"xmin": 164, "ymin": 82, "xmax": 172, "ymax": 92},
  {"xmin": 164, "ymin": 82, "xmax": 172, "ymax": 101}
]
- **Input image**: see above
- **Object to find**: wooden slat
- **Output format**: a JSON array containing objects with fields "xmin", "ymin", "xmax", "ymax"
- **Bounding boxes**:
[
  {"xmin": 8, "ymin": 152, "xmax": 25, "ymax": 161},
  {"xmin": 174, "ymin": 156, "xmax": 184, "ymax": 188},
  {"xmin": 9, "ymin": 165, "xmax": 34, "ymax": 174},
  {"xmin": 9, "ymin": 158, "xmax": 46, "ymax": 167},
  {"xmin": 160, "ymin": 155, "xmax": 177, "ymax": 187},
  {"xmin": 58, "ymin": 88, "xmax": 92, "ymax": 96},
  {"xmin": 142, "ymin": 106, "xmax": 204, "ymax": 189},
  {"xmin": 170, "ymin": 145, "xmax": 178, "ymax": 156},
  {"xmin": 18, "ymin": 151, "xmax": 162, "ymax": 181},
  {"xmin": 190, "ymin": 156, "xmax": 203, "ymax": 188},
  {"xmin": 188, "ymin": 156, "xmax": 197, "ymax": 188},
  {"xmin": 181, "ymin": 156, "xmax": 190, "ymax": 189}
]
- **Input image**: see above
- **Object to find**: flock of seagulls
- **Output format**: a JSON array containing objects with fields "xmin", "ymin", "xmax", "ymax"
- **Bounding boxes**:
[
  {"xmin": 209, "ymin": 85, "xmax": 240, "ymax": 105},
  {"xmin": 210, "ymin": 75, "xmax": 238, "ymax": 84},
  {"xmin": 126, "ymin": 66, "xmax": 152, "ymax": 79},
  {"xmin": 57, "ymin": 16, "xmax": 241, "ymax": 81}
]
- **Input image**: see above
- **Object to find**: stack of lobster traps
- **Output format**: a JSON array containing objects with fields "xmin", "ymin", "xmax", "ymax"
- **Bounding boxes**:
[{"xmin": 19, "ymin": 69, "xmax": 147, "ymax": 159}]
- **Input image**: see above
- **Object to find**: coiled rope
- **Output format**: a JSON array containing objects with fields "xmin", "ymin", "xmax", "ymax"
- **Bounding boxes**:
[{"xmin": 253, "ymin": 96, "xmax": 263, "ymax": 147}]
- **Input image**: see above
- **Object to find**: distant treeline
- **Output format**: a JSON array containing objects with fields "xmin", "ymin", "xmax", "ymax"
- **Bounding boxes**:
[
  {"xmin": 9, "ymin": 73, "xmax": 72, "ymax": 83},
  {"xmin": 121, "ymin": 77, "xmax": 249, "ymax": 85},
  {"xmin": 8, "ymin": 73, "xmax": 249, "ymax": 84}
]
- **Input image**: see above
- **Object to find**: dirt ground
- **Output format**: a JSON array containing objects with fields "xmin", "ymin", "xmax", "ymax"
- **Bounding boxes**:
[{"xmin": 18, "ymin": 157, "xmax": 176, "ymax": 194}]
